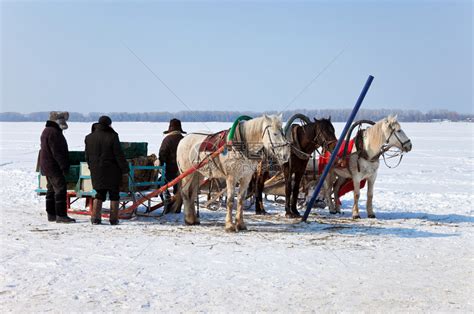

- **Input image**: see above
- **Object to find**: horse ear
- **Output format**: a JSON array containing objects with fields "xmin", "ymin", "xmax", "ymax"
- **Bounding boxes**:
[
  {"xmin": 387, "ymin": 114, "xmax": 397, "ymax": 124},
  {"xmin": 313, "ymin": 117, "xmax": 317, "ymax": 122},
  {"xmin": 328, "ymin": 115, "xmax": 331, "ymax": 121},
  {"xmin": 278, "ymin": 113, "xmax": 283, "ymax": 121},
  {"xmin": 393, "ymin": 114, "xmax": 398, "ymax": 121}
]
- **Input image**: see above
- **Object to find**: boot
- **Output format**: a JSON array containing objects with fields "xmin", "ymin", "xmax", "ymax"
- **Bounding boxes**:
[
  {"xmin": 56, "ymin": 215, "xmax": 76, "ymax": 223},
  {"xmin": 91, "ymin": 199, "xmax": 102, "ymax": 225},
  {"xmin": 109, "ymin": 201, "xmax": 120, "ymax": 225},
  {"xmin": 55, "ymin": 199, "xmax": 75, "ymax": 223},
  {"xmin": 46, "ymin": 192, "xmax": 56, "ymax": 222}
]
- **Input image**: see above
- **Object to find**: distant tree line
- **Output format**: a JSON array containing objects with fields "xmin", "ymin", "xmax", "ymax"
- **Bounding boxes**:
[{"xmin": 0, "ymin": 109, "xmax": 472, "ymax": 122}]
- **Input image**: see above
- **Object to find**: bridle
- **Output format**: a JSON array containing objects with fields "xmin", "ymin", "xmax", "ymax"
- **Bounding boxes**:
[
  {"xmin": 384, "ymin": 126, "xmax": 412, "ymax": 151},
  {"xmin": 307, "ymin": 124, "xmax": 337, "ymax": 155},
  {"xmin": 360, "ymin": 124, "xmax": 411, "ymax": 168},
  {"xmin": 378, "ymin": 125, "xmax": 411, "ymax": 168},
  {"xmin": 287, "ymin": 122, "xmax": 336, "ymax": 160},
  {"xmin": 263, "ymin": 124, "xmax": 290, "ymax": 159}
]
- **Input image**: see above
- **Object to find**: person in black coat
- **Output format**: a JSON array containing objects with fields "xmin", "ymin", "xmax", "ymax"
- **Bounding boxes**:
[
  {"xmin": 40, "ymin": 111, "xmax": 76, "ymax": 223},
  {"xmin": 159, "ymin": 118, "xmax": 186, "ymax": 213},
  {"xmin": 85, "ymin": 116, "xmax": 129, "ymax": 225}
]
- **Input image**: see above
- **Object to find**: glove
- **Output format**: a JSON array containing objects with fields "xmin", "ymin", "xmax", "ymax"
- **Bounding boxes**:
[{"xmin": 154, "ymin": 159, "xmax": 161, "ymax": 167}]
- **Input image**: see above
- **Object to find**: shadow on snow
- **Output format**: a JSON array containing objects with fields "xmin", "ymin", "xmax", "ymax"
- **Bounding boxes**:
[
  {"xmin": 142, "ymin": 209, "xmax": 459, "ymax": 239},
  {"xmin": 336, "ymin": 199, "xmax": 473, "ymax": 224}
]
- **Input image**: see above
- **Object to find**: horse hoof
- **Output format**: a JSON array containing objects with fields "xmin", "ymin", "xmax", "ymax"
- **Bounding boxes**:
[
  {"xmin": 255, "ymin": 210, "xmax": 267, "ymax": 216},
  {"xmin": 368, "ymin": 214, "xmax": 376, "ymax": 219},
  {"xmin": 329, "ymin": 210, "xmax": 338, "ymax": 215},
  {"xmin": 352, "ymin": 215, "xmax": 361, "ymax": 220},
  {"xmin": 225, "ymin": 224, "xmax": 236, "ymax": 232},
  {"xmin": 285, "ymin": 212, "xmax": 301, "ymax": 219},
  {"xmin": 185, "ymin": 219, "xmax": 198, "ymax": 225},
  {"xmin": 314, "ymin": 199, "xmax": 327, "ymax": 209},
  {"xmin": 236, "ymin": 223, "xmax": 247, "ymax": 231}
]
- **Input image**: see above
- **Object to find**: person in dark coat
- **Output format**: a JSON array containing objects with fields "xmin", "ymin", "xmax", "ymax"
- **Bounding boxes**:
[
  {"xmin": 40, "ymin": 111, "xmax": 76, "ymax": 223},
  {"xmin": 85, "ymin": 116, "xmax": 129, "ymax": 225},
  {"xmin": 159, "ymin": 118, "xmax": 186, "ymax": 213}
]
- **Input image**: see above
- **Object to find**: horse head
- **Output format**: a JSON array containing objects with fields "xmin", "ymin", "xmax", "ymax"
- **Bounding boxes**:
[
  {"xmin": 313, "ymin": 117, "xmax": 337, "ymax": 151},
  {"xmin": 381, "ymin": 115, "xmax": 412, "ymax": 152},
  {"xmin": 262, "ymin": 113, "xmax": 291, "ymax": 164}
]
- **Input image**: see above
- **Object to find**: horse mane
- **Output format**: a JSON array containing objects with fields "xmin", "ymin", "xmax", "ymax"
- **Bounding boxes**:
[
  {"xmin": 240, "ymin": 115, "xmax": 281, "ymax": 144},
  {"xmin": 364, "ymin": 118, "xmax": 386, "ymax": 151}
]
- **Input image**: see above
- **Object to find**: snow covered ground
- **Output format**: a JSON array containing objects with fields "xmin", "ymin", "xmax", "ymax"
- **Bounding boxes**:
[{"xmin": 0, "ymin": 121, "xmax": 473, "ymax": 312}]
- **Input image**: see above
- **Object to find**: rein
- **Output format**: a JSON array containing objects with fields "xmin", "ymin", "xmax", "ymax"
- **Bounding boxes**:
[
  {"xmin": 381, "ymin": 148, "xmax": 404, "ymax": 168},
  {"xmin": 356, "ymin": 125, "xmax": 407, "ymax": 169},
  {"xmin": 378, "ymin": 127, "xmax": 410, "ymax": 168}
]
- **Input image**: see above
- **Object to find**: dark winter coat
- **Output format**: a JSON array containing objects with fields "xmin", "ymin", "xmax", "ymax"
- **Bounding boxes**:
[
  {"xmin": 40, "ymin": 121, "xmax": 70, "ymax": 177},
  {"xmin": 159, "ymin": 131, "xmax": 184, "ymax": 180},
  {"xmin": 85, "ymin": 124, "xmax": 129, "ymax": 190}
]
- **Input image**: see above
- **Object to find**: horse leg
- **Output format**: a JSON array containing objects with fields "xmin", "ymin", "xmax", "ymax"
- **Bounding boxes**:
[
  {"xmin": 366, "ymin": 174, "xmax": 377, "ymax": 218},
  {"xmin": 290, "ymin": 169, "xmax": 304, "ymax": 217},
  {"xmin": 351, "ymin": 176, "xmax": 362, "ymax": 219},
  {"xmin": 333, "ymin": 177, "xmax": 345, "ymax": 214},
  {"xmin": 236, "ymin": 176, "xmax": 252, "ymax": 231},
  {"xmin": 181, "ymin": 174, "xmax": 199, "ymax": 225},
  {"xmin": 283, "ymin": 163, "xmax": 294, "ymax": 217},
  {"xmin": 255, "ymin": 167, "xmax": 268, "ymax": 215},
  {"xmin": 325, "ymin": 170, "xmax": 337, "ymax": 214},
  {"xmin": 225, "ymin": 177, "xmax": 236, "ymax": 232}
]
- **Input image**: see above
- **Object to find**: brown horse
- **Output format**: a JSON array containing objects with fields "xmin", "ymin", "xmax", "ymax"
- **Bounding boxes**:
[{"xmin": 254, "ymin": 117, "xmax": 337, "ymax": 217}]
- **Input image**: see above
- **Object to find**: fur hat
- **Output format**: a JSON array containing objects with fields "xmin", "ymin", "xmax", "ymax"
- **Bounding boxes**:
[
  {"xmin": 164, "ymin": 118, "xmax": 186, "ymax": 134},
  {"xmin": 98, "ymin": 115, "xmax": 112, "ymax": 126},
  {"xmin": 49, "ymin": 111, "xmax": 69, "ymax": 130}
]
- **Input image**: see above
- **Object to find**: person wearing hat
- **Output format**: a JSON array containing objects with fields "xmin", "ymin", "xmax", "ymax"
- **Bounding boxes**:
[
  {"xmin": 158, "ymin": 118, "xmax": 186, "ymax": 213},
  {"xmin": 85, "ymin": 116, "xmax": 129, "ymax": 225},
  {"xmin": 39, "ymin": 111, "xmax": 76, "ymax": 223}
]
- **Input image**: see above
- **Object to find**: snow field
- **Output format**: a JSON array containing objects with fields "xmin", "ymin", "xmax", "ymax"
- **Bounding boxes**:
[{"xmin": 0, "ymin": 121, "xmax": 472, "ymax": 312}]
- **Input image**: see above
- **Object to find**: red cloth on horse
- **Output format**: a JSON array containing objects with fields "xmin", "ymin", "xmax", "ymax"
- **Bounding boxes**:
[
  {"xmin": 318, "ymin": 139, "xmax": 366, "ymax": 204},
  {"xmin": 199, "ymin": 130, "xmax": 229, "ymax": 152}
]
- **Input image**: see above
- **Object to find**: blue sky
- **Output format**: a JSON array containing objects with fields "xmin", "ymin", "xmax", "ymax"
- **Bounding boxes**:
[{"xmin": 1, "ymin": 1, "xmax": 472, "ymax": 114}]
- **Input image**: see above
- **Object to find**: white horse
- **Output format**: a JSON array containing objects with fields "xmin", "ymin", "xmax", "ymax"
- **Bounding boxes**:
[
  {"xmin": 176, "ymin": 114, "xmax": 291, "ymax": 231},
  {"xmin": 326, "ymin": 115, "xmax": 412, "ymax": 219}
]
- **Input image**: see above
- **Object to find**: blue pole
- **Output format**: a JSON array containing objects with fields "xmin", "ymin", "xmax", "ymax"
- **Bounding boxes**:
[{"xmin": 302, "ymin": 75, "xmax": 374, "ymax": 222}]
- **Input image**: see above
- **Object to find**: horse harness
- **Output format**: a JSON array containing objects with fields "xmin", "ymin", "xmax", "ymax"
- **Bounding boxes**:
[
  {"xmin": 348, "ymin": 124, "xmax": 408, "ymax": 171},
  {"xmin": 197, "ymin": 121, "xmax": 289, "ymax": 176},
  {"xmin": 288, "ymin": 125, "xmax": 312, "ymax": 160},
  {"xmin": 289, "ymin": 124, "xmax": 336, "ymax": 161},
  {"xmin": 262, "ymin": 124, "xmax": 290, "ymax": 158}
]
